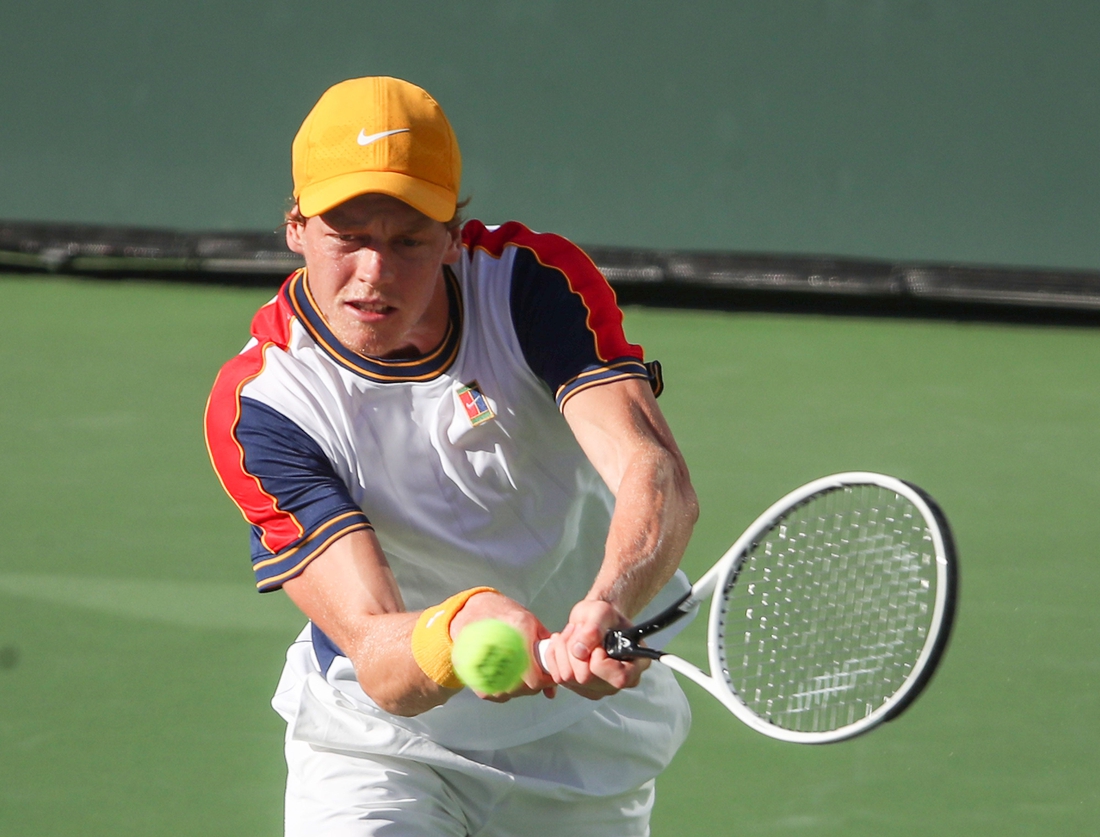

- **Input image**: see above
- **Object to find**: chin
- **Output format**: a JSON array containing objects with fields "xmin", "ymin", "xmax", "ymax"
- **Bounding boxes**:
[{"xmin": 332, "ymin": 325, "xmax": 382, "ymax": 356}]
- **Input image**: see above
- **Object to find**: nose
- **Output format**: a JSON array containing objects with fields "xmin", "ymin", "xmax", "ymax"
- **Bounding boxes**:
[{"xmin": 352, "ymin": 246, "xmax": 390, "ymax": 286}]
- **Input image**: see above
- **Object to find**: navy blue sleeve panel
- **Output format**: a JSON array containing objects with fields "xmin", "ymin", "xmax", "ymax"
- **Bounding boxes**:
[
  {"xmin": 311, "ymin": 622, "xmax": 345, "ymax": 676},
  {"xmin": 508, "ymin": 246, "xmax": 663, "ymax": 408},
  {"xmin": 237, "ymin": 397, "xmax": 372, "ymax": 592}
]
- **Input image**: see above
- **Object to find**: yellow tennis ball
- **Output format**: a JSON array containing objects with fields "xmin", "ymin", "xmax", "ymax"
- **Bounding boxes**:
[{"xmin": 451, "ymin": 619, "xmax": 529, "ymax": 693}]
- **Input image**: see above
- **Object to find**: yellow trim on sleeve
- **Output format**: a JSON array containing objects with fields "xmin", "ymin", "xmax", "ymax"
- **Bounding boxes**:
[
  {"xmin": 254, "ymin": 518, "xmax": 373, "ymax": 589},
  {"xmin": 252, "ymin": 511, "xmax": 367, "ymax": 574}
]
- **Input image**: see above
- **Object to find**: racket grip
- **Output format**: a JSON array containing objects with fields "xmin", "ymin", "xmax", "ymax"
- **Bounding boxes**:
[
  {"xmin": 536, "ymin": 633, "xmax": 660, "ymax": 668},
  {"xmin": 536, "ymin": 635, "xmax": 626, "ymax": 668},
  {"xmin": 605, "ymin": 628, "xmax": 664, "ymax": 660}
]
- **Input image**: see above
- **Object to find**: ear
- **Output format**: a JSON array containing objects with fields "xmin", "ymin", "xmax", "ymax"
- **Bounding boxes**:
[
  {"xmin": 286, "ymin": 219, "xmax": 305, "ymax": 254},
  {"xmin": 441, "ymin": 224, "xmax": 462, "ymax": 265}
]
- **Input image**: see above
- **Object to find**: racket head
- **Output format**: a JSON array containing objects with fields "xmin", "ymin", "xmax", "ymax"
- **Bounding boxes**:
[{"xmin": 706, "ymin": 472, "xmax": 957, "ymax": 744}]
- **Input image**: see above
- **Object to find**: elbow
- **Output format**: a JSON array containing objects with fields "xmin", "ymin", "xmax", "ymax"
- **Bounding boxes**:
[
  {"xmin": 370, "ymin": 690, "xmax": 417, "ymax": 716},
  {"xmin": 643, "ymin": 444, "xmax": 699, "ymax": 542},
  {"xmin": 665, "ymin": 448, "xmax": 699, "ymax": 530},
  {"xmin": 376, "ymin": 697, "xmax": 432, "ymax": 718},
  {"xmin": 367, "ymin": 688, "xmax": 445, "ymax": 718},
  {"xmin": 679, "ymin": 469, "xmax": 700, "ymax": 531},
  {"xmin": 359, "ymin": 673, "xmax": 454, "ymax": 718},
  {"xmin": 683, "ymin": 479, "xmax": 700, "ymax": 529}
]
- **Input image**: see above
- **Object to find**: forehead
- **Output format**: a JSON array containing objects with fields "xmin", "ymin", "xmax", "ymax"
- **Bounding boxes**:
[{"xmin": 316, "ymin": 193, "xmax": 436, "ymax": 232}]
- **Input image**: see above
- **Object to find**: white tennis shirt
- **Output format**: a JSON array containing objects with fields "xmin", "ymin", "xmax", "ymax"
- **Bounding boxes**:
[{"xmin": 206, "ymin": 221, "xmax": 689, "ymax": 749}]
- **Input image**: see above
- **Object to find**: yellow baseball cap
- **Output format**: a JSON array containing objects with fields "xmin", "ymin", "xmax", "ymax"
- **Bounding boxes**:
[{"xmin": 291, "ymin": 76, "xmax": 461, "ymax": 222}]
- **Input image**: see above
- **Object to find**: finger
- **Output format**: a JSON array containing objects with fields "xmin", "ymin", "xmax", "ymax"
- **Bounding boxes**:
[
  {"xmin": 550, "ymin": 624, "xmax": 584, "ymax": 679},
  {"xmin": 553, "ymin": 634, "xmax": 580, "ymax": 684},
  {"xmin": 567, "ymin": 620, "xmax": 602, "ymax": 661},
  {"xmin": 545, "ymin": 629, "xmax": 606, "ymax": 690},
  {"xmin": 520, "ymin": 660, "xmax": 554, "ymax": 693},
  {"xmin": 554, "ymin": 633, "xmax": 595, "ymax": 687},
  {"xmin": 588, "ymin": 648, "xmax": 649, "ymax": 689},
  {"xmin": 565, "ymin": 637, "xmax": 600, "ymax": 685}
]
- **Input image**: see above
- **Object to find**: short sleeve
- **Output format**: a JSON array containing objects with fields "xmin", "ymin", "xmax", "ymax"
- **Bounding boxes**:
[
  {"xmin": 206, "ymin": 352, "xmax": 371, "ymax": 592},
  {"xmin": 464, "ymin": 221, "xmax": 662, "ymax": 409}
]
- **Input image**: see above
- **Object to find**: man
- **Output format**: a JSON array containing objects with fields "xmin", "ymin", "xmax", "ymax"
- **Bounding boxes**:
[{"xmin": 205, "ymin": 76, "xmax": 698, "ymax": 836}]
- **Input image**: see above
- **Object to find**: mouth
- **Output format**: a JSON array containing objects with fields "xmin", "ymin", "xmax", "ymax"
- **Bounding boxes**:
[{"xmin": 345, "ymin": 299, "xmax": 396, "ymax": 321}]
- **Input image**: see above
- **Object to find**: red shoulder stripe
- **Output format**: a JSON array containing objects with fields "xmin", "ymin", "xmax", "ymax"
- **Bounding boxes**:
[
  {"xmin": 462, "ymin": 221, "xmax": 639, "ymax": 363},
  {"xmin": 203, "ymin": 288, "xmax": 304, "ymax": 554}
]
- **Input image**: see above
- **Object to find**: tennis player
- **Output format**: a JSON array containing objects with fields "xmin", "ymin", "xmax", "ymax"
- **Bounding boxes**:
[{"xmin": 205, "ymin": 76, "xmax": 699, "ymax": 836}]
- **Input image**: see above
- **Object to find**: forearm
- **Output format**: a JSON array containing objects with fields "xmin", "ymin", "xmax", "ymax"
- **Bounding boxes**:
[
  {"xmin": 528, "ymin": 378, "xmax": 699, "ymax": 696},
  {"xmin": 349, "ymin": 612, "xmax": 466, "ymax": 716},
  {"xmin": 284, "ymin": 536, "xmax": 554, "ymax": 714},
  {"xmin": 284, "ymin": 572, "xmax": 460, "ymax": 717},
  {"xmin": 587, "ymin": 442, "xmax": 698, "ymax": 617},
  {"xmin": 341, "ymin": 591, "xmax": 554, "ymax": 713},
  {"xmin": 540, "ymin": 442, "xmax": 696, "ymax": 698}
]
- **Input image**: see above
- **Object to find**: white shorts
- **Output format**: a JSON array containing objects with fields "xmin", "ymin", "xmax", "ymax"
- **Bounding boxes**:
[
  {"xmin": 277, "ymin": 635, "xmax": 691, "ymax": 836},
  {"xmin": 285, "ymin": 730, "xmax": 657, "ymax": 837}
]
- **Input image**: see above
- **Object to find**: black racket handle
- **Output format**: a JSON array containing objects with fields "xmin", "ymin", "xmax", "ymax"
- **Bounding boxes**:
[
  {"xmin": 603, "ymin": 590, "xmax": 695, "ymax": 660},
  {"xmin": 603, "ymin": 628, "xmax": 664, "ymax": 660}
]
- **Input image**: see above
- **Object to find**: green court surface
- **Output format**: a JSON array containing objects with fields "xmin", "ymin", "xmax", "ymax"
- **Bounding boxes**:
[{"xmin": 1, "ymin": 274, "xmax": 1097, "ymax": 835}]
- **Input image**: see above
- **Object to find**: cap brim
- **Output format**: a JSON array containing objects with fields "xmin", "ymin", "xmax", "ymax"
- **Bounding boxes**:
[{"xmin": 296, "ymin": 171, "xmax": 457, "ymax": 222}]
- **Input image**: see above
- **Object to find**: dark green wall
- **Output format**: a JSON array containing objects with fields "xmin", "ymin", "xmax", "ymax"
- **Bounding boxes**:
[{"xmin": 2, "ymin": 1, "xmax": 1098, "ymax": 268}]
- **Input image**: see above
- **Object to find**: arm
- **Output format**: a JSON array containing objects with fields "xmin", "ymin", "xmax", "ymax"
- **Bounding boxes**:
[
  {"xmin": 476, "ymin": 221, "xmax": 696, "ymax": 660},
  {"xmin": 541, "ymin": 376, "xmax": 699, "ymax": 696},
  {"xmin": 206, "ymin": 358, "xmax": 554, "ymax": 713},
  {"xmin": 282, "ymin": 529, "xmax": 555, "ymax": 716}
]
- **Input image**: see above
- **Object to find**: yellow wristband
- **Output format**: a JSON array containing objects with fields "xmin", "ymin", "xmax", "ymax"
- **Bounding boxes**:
[{"xmin": 411, "ymin": 586, "xmax": 499, "ymax": 689}]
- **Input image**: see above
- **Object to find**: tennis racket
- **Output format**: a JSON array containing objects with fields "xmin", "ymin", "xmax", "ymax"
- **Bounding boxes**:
[{"xmin": 538, "ymin": 472, "xmax": 957, "ymax": 744}]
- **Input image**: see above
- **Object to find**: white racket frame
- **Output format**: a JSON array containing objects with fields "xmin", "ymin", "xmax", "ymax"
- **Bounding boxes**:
[
  {"xmin": 535, "ymin": 472, "xmax": 955, "ymax": 744},
  {"xmin": 655, "ymin": 471, "xmax": 954, "ymax": 743}
]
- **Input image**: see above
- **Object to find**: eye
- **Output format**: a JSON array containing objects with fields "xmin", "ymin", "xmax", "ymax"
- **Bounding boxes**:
[{"xmin": 400, "ymin": 237, "xmax": 422, "ymax": 248}]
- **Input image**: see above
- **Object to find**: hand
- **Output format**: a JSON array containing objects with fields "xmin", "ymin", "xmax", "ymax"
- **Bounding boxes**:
[
  {"xmin": 449, "ymin": 590, "xmax": 557, "ymax": 701},
  {"xmin": 540, "ymin": 599, "xmax": 650, "ymax": 700}
]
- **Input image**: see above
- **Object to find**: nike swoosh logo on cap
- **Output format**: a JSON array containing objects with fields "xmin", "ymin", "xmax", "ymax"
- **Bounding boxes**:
[{"xmin": 357, "ymin": 128, "xmax": 410, "ymax": 146}]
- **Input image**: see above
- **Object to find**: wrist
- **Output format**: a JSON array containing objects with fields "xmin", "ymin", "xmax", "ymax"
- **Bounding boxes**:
[{"xmin": 411, "ymin": 586, "xmax": 498, "ymax": 689}]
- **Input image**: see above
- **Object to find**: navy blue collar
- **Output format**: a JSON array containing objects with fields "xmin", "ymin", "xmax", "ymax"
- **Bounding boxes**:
[{"xmin": 283, "ymin": 266, "xmax": 462, "ymax": 382}]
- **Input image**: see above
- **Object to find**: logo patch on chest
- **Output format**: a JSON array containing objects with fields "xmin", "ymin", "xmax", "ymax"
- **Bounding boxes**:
[{"xmin": 456, "ymin": 381, "xmax": 496, "ymax": 427}]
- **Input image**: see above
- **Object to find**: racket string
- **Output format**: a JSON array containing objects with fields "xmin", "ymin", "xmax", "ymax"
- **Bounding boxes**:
[{"xmin": 717, "ymin": 485, "xmax": 939, "ymax": 733}]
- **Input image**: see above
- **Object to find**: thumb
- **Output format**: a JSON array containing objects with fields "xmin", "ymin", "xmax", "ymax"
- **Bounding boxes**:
[{"xmin": 567, "ymin": 621, "xmax": 603, "ymax": 661}]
